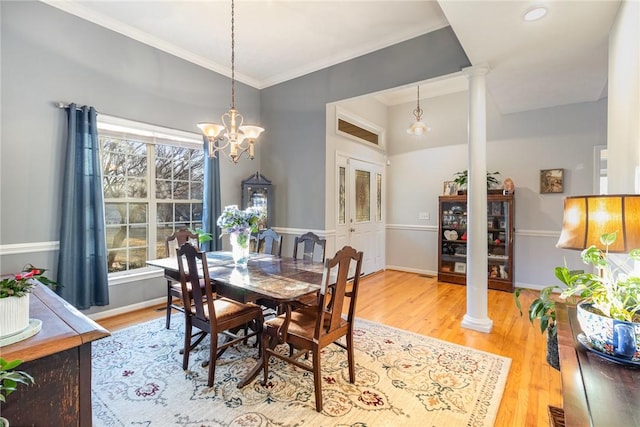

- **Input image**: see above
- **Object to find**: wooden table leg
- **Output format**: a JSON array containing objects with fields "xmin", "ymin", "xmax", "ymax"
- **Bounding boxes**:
[{"xmin": 237, "ymin": 332, "xmax": 276, "ymax": 388}]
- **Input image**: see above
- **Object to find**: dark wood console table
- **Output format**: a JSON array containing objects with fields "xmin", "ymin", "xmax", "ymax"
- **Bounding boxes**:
[
  {"xmin": 1, "ymin": 284, "xmax": 110, "ymax": 426},
  {"xmin": 557, "ymin": 303, "xmax": 640, "ymax": 426}
]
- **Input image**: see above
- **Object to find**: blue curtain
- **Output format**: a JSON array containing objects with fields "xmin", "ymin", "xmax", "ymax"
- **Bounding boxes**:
[
  {"xmin": 57, "ymin": 104, "xmax": 110, "ymax": 309},
  {"xmin": 201, "ymin": 137, "xmax": 222, "ymax": 251}
]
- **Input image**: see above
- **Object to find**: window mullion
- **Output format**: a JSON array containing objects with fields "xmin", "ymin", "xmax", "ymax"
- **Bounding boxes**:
[{"xmin": 148, "ymin": 144, "xmax": 157, "ymax": 259}]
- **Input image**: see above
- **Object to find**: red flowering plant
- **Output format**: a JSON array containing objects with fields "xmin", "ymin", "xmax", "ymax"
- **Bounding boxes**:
[{"xmin": 0, "ymin": 264, "xmax": 57, "ymax": 298}]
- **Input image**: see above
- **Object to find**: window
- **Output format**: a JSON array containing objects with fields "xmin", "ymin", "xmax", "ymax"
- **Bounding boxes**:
[
  {"xmin": 335, "ymin": 106, "xmax": 385, "ymax": 149},
  {"xmin": 99, "ymin": 117, "xmax": 204, "ymax": 274},
  {"xmin": 338, "ymin": 119, "xmax": 379, "ymax": 145}
]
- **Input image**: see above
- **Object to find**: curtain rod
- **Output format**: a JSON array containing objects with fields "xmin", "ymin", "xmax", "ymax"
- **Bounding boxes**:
[
  {"xmin": 55, "ymin": 102, "xmax": 202, "ymax": 143},
  {"xmin": 55, "ymin": 101, "xmax": 99, "ymax": 112}
]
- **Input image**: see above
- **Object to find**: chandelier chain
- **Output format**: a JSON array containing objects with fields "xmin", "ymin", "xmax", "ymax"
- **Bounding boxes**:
[
  {"xmin": 230, "ymin": 0, "xmax": 235, "ymax": 109},
  {"xmin": 197, "ymin": 0, "xmax": 264, "ymax": 163},
  {"xmin": 413, "ymin": 86, "xmax": 423, "ymax": 120}
]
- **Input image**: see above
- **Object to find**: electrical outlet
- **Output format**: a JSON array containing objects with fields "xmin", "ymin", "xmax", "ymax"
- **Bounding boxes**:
[{"xmin": 419, "ymin": 212, "xmax": 429, "ymax": 220}]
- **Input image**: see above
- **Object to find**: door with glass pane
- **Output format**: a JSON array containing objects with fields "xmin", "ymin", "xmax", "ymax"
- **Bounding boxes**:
[{"xmin": 348, "ymin": 158, "xmax": 384, "ymax": 275}]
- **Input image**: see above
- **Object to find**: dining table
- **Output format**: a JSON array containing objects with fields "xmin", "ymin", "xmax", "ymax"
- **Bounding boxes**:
[{"xmin": 146, "ymin": 250, "xmax": 327, "ymax": 387}]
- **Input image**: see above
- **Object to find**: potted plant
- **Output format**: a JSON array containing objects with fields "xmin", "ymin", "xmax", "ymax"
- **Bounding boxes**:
[
  {"xmin": 0, "ymin": 358, "xmax": 35, "ymax": 427},
  {"xmin": 514, "ymin": 286, "xmax": 563, "ymax": 369},
  {"xmin": 453, "ymin": 170, "xmax": 501, "ymax": 193},
  {"xmin": 556, "ymin": 232, "xmax": 640, "ymax": 362},
  {"xmin": 0, "ymin": 265, "xmax": 57, "ymax": 339}
]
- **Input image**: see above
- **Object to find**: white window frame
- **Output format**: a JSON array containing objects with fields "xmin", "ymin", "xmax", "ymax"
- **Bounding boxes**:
[{"xmin": 98, "ymin": 115, "xmax": 204, "ymax": 279}]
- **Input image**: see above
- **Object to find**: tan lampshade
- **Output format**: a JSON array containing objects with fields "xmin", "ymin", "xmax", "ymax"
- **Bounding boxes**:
[{"xmin": 556, "ymin": 195, "xmax": 640, "ymax": 252}]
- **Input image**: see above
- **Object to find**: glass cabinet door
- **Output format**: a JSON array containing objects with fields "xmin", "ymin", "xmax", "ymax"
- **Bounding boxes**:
[
  {"xmin": 487, "ymin": 200, "xmax": 510, "ymax": 281},
  {"xmin": 438, "ymin": 194, "xmax": 514, "ymax": 292},
  {"xmin": 440, "ymin": 199, "xmax": 468, "ymax": 277}
]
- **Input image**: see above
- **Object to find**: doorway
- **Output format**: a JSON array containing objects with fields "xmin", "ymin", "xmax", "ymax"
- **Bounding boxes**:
[{"xmin": 335, "ymin": 155, "xmax": 385, "ymax": 275}]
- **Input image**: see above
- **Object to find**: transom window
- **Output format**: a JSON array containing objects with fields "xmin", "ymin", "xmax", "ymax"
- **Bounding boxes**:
[{"xmin": 99, "ymin": 117, "xmax": 204, "ymax": 274}]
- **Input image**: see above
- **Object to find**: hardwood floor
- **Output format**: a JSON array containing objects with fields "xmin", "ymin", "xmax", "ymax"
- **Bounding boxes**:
[{"xmin": 97, "ymin": 270, "xmax": 561, "ymax": 426}]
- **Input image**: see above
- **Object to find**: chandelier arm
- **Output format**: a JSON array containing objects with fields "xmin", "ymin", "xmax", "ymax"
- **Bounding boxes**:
[{"xmin": 208, "ymin": 136, "xmax": 232, "ymax": 152}]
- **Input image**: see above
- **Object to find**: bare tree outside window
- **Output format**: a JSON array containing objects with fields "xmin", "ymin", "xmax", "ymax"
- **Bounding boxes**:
[{"xmin": 101, "ymin": 134, "xmax": 204, "ymax": 273}]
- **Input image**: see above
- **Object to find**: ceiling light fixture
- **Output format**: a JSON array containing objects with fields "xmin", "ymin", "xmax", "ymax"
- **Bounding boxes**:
[
  {"xmin": 197, "ymin": 0, "xmax": 264, "ymax": 163},
  {"xmin": 523, "ymin": 6, "xmax": 547, "ymax": 22},
  {"xmin": 406, "ymin": 85, "xmax": 430, "ymax": 136}
]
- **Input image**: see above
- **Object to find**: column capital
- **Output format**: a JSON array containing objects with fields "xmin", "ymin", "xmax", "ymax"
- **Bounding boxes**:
[{"xmin": 462, "ymin": 64, "xmax": 490, "ymax": 78}]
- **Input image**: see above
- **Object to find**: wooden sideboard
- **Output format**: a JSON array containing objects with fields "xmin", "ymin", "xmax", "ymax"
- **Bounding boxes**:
[
  {"xmin": 557, "ymin": 303, "xmax": 640, "ymax": 426},
  {"xmin": 1, "ymin": 284, "xmax": 110, "ymax": 426}
]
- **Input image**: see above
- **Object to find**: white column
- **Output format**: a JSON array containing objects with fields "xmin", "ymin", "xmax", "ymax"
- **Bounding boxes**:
[
  {"xmin": 461, "ymin": 65, "xmax": 493, "ymax": 333},
  {"xmin": 607, "ymin": 1, "xmax": 640, "ymax": 194}
]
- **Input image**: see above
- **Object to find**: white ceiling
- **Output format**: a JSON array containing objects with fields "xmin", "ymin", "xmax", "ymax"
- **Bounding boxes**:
[{"xmin": 42, "ymin": 0, "xmax": 621, "ymax": 114}]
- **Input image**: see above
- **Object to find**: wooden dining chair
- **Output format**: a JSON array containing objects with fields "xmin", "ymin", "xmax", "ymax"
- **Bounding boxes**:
[
  {"xmin": 256, "ymin": 228, "xmax": 282, "ymax": 257},
  {"xmin": 260, "ymin": 245, "xmax": 363, "ymax": 412},
  {"xmin": 293, "ymin": 232, "xmax": 326, "ymax": 262},
  {"xmin": 164, "ymin": 228, "xmax": 201, "ymax": 329},
  {"xmin": 176, "ymin": 242, "xmax": 264, "ymax": 387}
]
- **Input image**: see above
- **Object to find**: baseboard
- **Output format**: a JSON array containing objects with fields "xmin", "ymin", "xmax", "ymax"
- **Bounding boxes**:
[
  {"xmin": 86, "ymin": 297, "xmax": 166, "ymax": 321},
  {"xmin": 385, "ymin": 265, "xmax": 437, "ymax": 276}
]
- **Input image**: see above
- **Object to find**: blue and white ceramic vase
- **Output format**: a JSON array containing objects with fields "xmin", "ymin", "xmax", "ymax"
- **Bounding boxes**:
[{"xmin": 577, "ymin": 301, "xmax": 640, "ymax": 362}]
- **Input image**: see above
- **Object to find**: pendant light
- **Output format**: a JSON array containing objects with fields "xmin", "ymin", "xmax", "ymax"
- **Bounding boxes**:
[
  {"xmin": 198, "ymin": 0, "xmax": 264, "ymax": 163},
  {"xmin": 406, "ymin": 85, "xmax": 430, "ymax": 136}
]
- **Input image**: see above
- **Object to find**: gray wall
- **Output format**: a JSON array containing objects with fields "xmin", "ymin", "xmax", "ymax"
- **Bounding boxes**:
[
  {"xmin": 0, "ymin": 2, "xmax": 260, "ymax": 313},
  {"xmin": 260, "ymin": 27, "xmax": 471, "ymax": 229}
]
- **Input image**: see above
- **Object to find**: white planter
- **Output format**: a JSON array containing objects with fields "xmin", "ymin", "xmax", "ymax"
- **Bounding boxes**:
[{"xmin": 0, "ymin": 294, "xmax": 30, "ymax": 338}]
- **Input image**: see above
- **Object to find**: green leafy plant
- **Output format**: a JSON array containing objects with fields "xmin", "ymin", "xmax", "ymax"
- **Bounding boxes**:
[
  {"xmin": 187, "ymin": 227, "xmax": 213, "ymax": 244},
  {"xmin": 557, "ymin": 232, "xmax": 640, "ymax": 323},
  {"xmin": 0, "ymin": 358, "xmax": 34, "ymax": 404},
  {"xmin": 0, "ymin": 264, "xmax": 58, "ymax": 298},
  {"xmin": 515, "ymin": 286, "xmax": 561, "ymax": 337},
  {"xmin": 453, "ymin": 170, "xmax": 501, "ymax": 190}
]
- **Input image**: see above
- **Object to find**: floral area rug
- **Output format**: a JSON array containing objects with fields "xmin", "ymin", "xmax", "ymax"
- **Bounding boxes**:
[{"xmin": 92, "ymin": 317, "xmax": 510, "ymax": 426}]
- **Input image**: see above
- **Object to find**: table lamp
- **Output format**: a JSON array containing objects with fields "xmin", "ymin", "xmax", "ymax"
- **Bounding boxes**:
[{"xmin": 556, "ymin": 194, "xmax": 640, "ymax": 252}]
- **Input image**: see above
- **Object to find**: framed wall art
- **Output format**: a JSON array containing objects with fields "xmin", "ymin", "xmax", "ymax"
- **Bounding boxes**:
[
  {"xmin": 540, "ymin": 168, "xmax": 564, "ymax": 193},
  {"xmin": 443, "ymin": 181, "xmax": 458, "ymax": 196}
]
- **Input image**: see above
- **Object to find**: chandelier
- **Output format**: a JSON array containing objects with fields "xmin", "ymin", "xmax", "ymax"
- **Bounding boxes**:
[
  {"xmin": 406, "ymin": 85, "xmax": 430, "ymax": 135},
  {"xmin": 198, "ymin": 0, "xmax": 264, "ymax": 163}
]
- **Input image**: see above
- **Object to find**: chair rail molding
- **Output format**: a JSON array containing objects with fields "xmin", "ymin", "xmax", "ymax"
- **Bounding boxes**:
[
  {"xmin": 386, "ymin": 224, "xmax": 437, "ymax": 232},
  {"xmin": 516, "ymin": 229, "xmax": 560, "ymax": 238},
  {"xmin": 272, "ymin": 227, "xmax": 334, "ymax": 238},
  {"xmin": 0, "ymin": 241, "xmax": 60, "ymax": 255}
]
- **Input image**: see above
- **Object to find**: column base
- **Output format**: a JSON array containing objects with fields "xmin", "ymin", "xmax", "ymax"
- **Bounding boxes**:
[{"xmin": 461, "ymin": 314, "xmax": 493, "ymax": 333}]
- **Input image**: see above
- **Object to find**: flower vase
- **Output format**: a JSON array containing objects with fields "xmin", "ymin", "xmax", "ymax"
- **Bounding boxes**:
[{"xmin": 230, "ymin": 230, "xmax": 251, "ymax": 267}]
